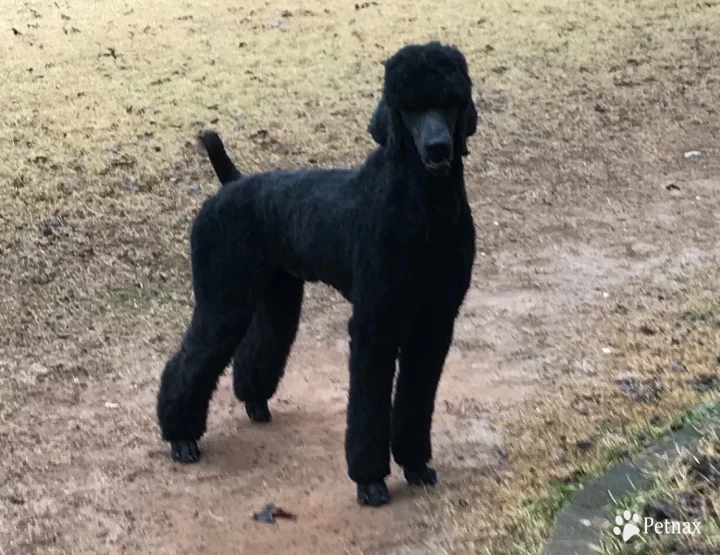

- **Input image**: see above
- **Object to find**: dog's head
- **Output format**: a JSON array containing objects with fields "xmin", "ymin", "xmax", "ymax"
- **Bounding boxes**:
[{"xmin": 368, "ymin": 42, "xmax": 477, "ymax": 176}]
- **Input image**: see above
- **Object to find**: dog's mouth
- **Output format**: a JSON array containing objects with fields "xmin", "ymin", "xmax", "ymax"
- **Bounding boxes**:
[{"xmin": 423, "ymin": 159, "xmax": 451, "ymax": 176}]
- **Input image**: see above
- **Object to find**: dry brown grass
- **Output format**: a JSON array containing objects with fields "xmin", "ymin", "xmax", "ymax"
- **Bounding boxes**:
[
  {"xmin": 2, "ymin": 0, "xmax": 720, "ymax": 553},
  {"xmin": 2, "ymin": 0, "xmax": 718, "ymax": 364},
  {"xmin": 452, "ymin": 265, "xmax": 720, "ymax": 553},
  {"xmin": 602, "ymin": 423, "xmax": 720, "ymax": 554}
]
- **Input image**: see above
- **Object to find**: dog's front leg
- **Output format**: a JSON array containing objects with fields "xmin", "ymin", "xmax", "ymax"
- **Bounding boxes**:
[
  {"xmin": 345, "ymin": 311, "xmax": 398, "ymax": 506},
  {"xmin": 392, "ymin": 311, "xmax": 455, "ymax": 486}
]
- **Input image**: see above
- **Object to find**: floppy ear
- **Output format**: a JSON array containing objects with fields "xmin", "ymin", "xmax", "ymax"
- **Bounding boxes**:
[
  {"xmin": 456, "ymin": 100, "xmax": 478, "ymax": 156},
  {"xmin": 464, "ymin": 100, "xmax": 478, "ymax": 138},
  {"xmin": 368, "ymin": 98, "xmax": 390, "ymax": 146},
  {"xmin": 368, "ymin": 99, "xmax": 402, "ymax": 155}
]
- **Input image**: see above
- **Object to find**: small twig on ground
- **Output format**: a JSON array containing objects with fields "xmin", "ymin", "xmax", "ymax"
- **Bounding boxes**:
[{"xmin": 208, "ymin": 510, "xmax": 224, "ymax": 522}]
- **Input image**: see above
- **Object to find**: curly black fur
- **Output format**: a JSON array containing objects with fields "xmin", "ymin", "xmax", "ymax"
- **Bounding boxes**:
[
  {"xmin": 156, "ymin": 41, "xmax": 478, "ymax": 507},
  {"xmin": 383, "ymin": 41, "xmax": 473, "ymax": 111}
]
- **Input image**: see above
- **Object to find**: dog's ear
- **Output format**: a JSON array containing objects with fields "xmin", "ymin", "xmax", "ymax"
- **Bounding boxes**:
[
  {"xmin": 456, "ymin": 100, "xmax": 478, "ymax": 156},
  {"xmin": 368, "ymin": 98, "xmax": 390, "ymax": 147},
  {"xmin": 368, "ymin": 99, "xmax": 402, "ymax": 155},
  {"xmin": 464, "ymin": 100, "xmax": 478, "ymax": 138}
]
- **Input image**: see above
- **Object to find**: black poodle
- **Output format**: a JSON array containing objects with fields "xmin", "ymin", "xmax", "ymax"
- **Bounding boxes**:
[{"xmin": 157, "ymin": 41, "xmax": 478, "ymax": 507}]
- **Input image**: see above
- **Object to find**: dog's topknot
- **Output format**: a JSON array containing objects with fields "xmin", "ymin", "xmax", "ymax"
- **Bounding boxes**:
[{"xmin": 382, "ymin": 42, "xmax": 472, "ymax": 111}]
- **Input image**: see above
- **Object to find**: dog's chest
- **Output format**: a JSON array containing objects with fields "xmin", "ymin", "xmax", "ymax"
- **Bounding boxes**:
[{"xmin": 404, "ymin": 211, "xmax": 474, "ymax": 297}]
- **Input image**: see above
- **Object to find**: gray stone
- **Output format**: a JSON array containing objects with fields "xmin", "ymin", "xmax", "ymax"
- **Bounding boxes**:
[{"xmin": 544, "ymin": 415, "xmax": 717, "ymax": 555}]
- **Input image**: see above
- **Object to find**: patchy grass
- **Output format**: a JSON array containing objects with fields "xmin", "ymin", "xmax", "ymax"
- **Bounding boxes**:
[
  {"xmin": 492, "ymin": 406, "xmax": 712, "ymax": 554},
  {"xmin": 452, "ymin": 264, "xmax": 720, "ymax": 554},
  {"xmin": 603, "ymin": 418, "xmax": 720, "ymax": 554},
  {"xmin": 2, "ymin": 0, "xmax": 720, "ymax": 553},
  {"xmin": 2, "ymin": 0, "xmax": 719, "ymax": 367},
  {"xmin": 511, "ymin": 404, "xmax": 720, "ymax": 555}
]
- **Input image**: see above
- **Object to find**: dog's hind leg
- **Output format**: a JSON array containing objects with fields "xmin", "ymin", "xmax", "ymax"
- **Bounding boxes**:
[
  {"xmin": 156, "ymin": 200, "xmax": 264, "ymax": 463},
  {"xmin": 232, "ymin": 271, "xmax": 304, "ymax": 423},
  {"xmin": 156, "ymin": 306, "xmax": 253, "ymax": 463},
  {"xmin": 391, "ymin": 312, "xmax": 455, "ymax": 486}
]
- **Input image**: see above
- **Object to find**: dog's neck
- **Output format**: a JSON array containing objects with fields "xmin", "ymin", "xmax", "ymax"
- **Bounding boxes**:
[{"xmin": 385, "ymin": 145, "xmax": 467, "ymax": 223}]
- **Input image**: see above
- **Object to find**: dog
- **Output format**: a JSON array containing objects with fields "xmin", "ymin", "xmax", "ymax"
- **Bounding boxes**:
[{"xmin": 157, "ymin": 41, "xmax": 478, "ymax": 506}]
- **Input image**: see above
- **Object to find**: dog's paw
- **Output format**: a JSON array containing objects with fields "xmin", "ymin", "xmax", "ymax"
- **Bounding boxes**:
[
  {"xmin": 245, "ymin": 401, "xmax": 272, "ymax": 423},
  {"xmin": 404, "ymin": 465, "xmax": 437, "ymax": 486},
  {"xmin": 171, "ymin": 440, "xmax": 201, "ymax": 463},
  {"xmin": 357, "ymin": 481, "xmax": 390, "ymax": 506}
]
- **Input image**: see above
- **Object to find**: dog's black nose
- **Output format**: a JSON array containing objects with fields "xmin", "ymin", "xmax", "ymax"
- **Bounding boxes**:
[{"xmin": 426, "ymin": 139, "xmax": 451, "ymax": 162}]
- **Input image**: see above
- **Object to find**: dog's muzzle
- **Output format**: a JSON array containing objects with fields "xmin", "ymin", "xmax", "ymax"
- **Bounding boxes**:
[{"xmin": 424, "ymin": 158, "xmax": 452, "ymax": 176}]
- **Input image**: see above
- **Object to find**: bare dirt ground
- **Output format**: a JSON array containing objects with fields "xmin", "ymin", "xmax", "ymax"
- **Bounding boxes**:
[{"xmin": 1, "ymin": 0, "xmax": 720, "ymax": 553}]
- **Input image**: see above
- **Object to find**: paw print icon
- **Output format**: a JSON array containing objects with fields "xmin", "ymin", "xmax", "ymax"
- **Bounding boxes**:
[{"xmin": 613, "ymin": 510, "xmax": 642, "ymax": 542}]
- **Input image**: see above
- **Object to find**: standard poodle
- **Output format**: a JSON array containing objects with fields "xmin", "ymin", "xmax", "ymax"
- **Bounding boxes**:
[{"xmin": 157, "ymin": 41, "xmax": 478, "ymax": 506}]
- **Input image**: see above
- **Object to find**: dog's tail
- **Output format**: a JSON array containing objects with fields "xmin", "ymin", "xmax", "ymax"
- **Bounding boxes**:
[{"xmin": 198, "ymin": 131, "xmax": 242, "ymax": 185}]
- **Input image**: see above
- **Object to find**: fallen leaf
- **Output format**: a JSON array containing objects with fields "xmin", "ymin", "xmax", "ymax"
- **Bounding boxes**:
[{"xmin": 253, "ymin": 503, "xmax": 297, "ymax": 524}]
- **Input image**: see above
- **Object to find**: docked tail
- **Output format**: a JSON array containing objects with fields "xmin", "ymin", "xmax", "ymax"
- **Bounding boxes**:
[{"xmin": 198, "ymin": 131, "xmax": 242, "ymax": 185}]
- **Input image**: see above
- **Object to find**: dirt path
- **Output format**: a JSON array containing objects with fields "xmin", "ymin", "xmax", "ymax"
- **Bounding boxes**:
[
  {"xmin": 2, "ymin": 0, "xmax": 720, "ymax": 553},
  {"xmin": 4, "ymin": 173, "xmax": 719, "ymax": 555}
]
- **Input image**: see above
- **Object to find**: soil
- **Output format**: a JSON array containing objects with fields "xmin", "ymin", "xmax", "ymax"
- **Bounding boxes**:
[
  {"xmin": 4, "ymin": 181, "xmax": 718, "ymax": 554},
  {"xmin": 1, "ymin": 0, "xmax": 720, "ymax": 554}
]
